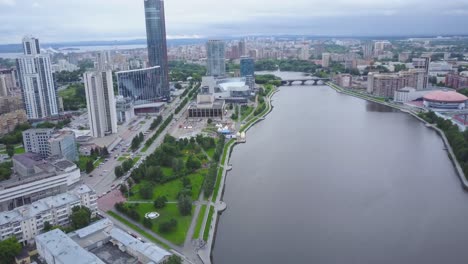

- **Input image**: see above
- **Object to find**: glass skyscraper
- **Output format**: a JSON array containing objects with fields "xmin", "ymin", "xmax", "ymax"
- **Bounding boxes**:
[
  {"xmin": 144, "ymin": 0, "xmax": 169, "ymax": 98},
  {"xmin": 240, "ymin": 56, "xmax": 255, "ymax": 77},
  {"xmin": 116, "ymin": 66, "xmax": 162, "ymax": 105},
  {"xmin": 206, "ymin": 40, "xmax": 226, "ymax": 77}
]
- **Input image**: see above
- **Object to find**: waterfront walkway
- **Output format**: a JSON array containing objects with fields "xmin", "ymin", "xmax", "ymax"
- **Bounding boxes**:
[{"xmin": 197, "ymin": 88, "xmax": 277, "ymax": 264}]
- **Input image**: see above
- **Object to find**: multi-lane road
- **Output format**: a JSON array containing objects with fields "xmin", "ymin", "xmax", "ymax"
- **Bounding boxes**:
[{"xmin": 82, "ymin": 95, "xmax": 185, "ymax": 195}]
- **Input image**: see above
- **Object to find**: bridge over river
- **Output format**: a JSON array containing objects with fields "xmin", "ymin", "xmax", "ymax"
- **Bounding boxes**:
[{"xmin": 281, "ymin": 77, "xmax": 330, "ymax": 86}]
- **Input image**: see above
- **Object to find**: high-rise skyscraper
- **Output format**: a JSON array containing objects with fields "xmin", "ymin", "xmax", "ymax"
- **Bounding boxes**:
[
  {"xmin": 240, "ymin": 56, "xmax": 255, "ymax": 90},
  {"xmin": 144, "ymin": 0, "xmax": 169, "ymax": 98},
  {"xmin": 206, "ymin": 40, "xmax": 226, "ymax": 77},
  {"xmin": 84, "ymin": 69, "xmax": 117, "ymax": 138},
  {"xmin": 16, "ymin": 36, "xmax": 58, "ymax": 119}
]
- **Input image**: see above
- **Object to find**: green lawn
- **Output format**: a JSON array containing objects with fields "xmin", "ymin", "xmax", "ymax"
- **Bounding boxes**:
[
  {"xmin": 130, "ymin": 170, "xmax": 206, "ymax": 201},
  {"xmin": 161, "ymin": 167, "xmax": 174, "ymax": 177},
  {"xmin": 192, "ymin": 204, "xmax": 207, "ymax": 239},
  {"xmin": 107, "ymin": 211, "xmax": 170, "ymax": 249},
  {"xmin": 205, "ymin": 148, "xmax": 215, "ymax": 159},
  {"xmin": 203, "ymin": 206, "xmax": 215, "ymax": 241},
  {"xmin": 134, "ymin": 203, "xmax": 194, "ymax": 245},
  {"xmin": 211, "ymin": 167, "xmax": 224, "ymax": 202},
  {"xmin": 221, "ymin": 140, "xmax": 235, "ymax": 165},
  {"xmin": 117, "ymin": 156, "xmax": 129, "ymax": 161},
  {"xmin": 240, "ymin": 106, "xmax": 254, "ymax": 121},
  {"xmin": 14, "ymin": 146, "xmax": 25, "ymax": 154}
]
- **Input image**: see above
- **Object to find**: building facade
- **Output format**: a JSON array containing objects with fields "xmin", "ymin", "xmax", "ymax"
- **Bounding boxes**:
[
  {"xmin": 446, "ymin": 73, "xmax": 468, "ymax": 90},
  {"xmin": 116, "ymin": 66, "xmax": 163, "ymax": 106},
  {"xmin": 144, "ymin": 0, "xmax": 170, "ymax": 98},
  {"xmin": 322, "ymin": 53, "xmax": 331, "ymax": 68},
  {"xmin": 16, "ymin": 36, "xmax": 59, "ymax": 120},
  {"xmin": 84, "ymin": 70, "xmax": 117, "ymax": 138},
  {"xmin": 0, "ymin": 185, "xmax": 97, "ymax": 245},
  {"xmin": 0, "ymin": 110, "xmax": 28, "ymax": 137},
  {"xmin": 22, "ymin": 129, "xmax": 77, "ymax": 162},
  {"xmin": 206, "ymin": 40, "xmax": 226, "ymax": 77},
  {"xmin": 0, "ymin": 153, "xmax": 81, "ymax": 211}
]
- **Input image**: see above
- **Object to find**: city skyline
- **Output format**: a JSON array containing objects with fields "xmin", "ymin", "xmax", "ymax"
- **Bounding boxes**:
[{"xmin": 1, "ymin": 0, "xmax": 468, "ymax": 44}]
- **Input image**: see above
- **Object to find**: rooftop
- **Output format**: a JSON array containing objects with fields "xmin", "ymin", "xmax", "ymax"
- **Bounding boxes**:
[
  {"xmin": 423, "ymin": 90, "xmax": 468, "ymax": 103},
  {"xmin": 36, "ymin": 229, "xmax": 105, "ymax": 264}
]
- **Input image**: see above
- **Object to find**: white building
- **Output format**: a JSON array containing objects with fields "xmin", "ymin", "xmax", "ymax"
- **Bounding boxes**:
[
  {"xmin": 299, "ymin": 43, "xmax": 310, "ymax": 60},
  {"xmin": 37, "ymin": 218, "xmax": 171, "ymax": 264},
  {"xmin": 22, "ymin": 128, "xmax": 78, "ymax": 162},
  {"xmin": 0, "ymin": 185, "xmax": 97, "ymax": 245},
  {"xmin": 84, "ymin": 70, "xmax": 118, "ymax": 138},
  {"xmin": 16, "ymin": 36, "xmax": 59, "ymax": 120},
  {"xmin": 0, "ymin": 153, "xmax": 81, "ymax": 211},
  {"xmin": 0, "ymin": 75, "xmax": 8, "ymax": 97},
  {"xmin": 52, "ymin": 59, "xmax": 79, "ymax": 73},
  {"xmin": 36, "ymin": 229, "xmax": 104, "ymax": 264}
]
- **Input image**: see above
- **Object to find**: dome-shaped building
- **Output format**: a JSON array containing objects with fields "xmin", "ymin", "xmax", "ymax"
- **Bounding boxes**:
[{"xmin": 423, "ymin": 90, "xmax": 468, "ymax": 109}]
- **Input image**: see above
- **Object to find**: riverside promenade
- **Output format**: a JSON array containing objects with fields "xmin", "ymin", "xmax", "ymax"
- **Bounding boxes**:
[
  {"xmin": 327, "ymin": 82, "xmax": 468, "ymax": 190},
  {"xmin": 198, "ymin": 88, "xmax": 278, "ymax": 264}
]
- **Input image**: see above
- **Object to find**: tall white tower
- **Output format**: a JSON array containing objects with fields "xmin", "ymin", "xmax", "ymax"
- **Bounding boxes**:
[
  {"xmin": 16, "ymin": 36, "xmax": 59, "ymax": 119},
  {"xmin": 84, "ymin": 69, "xmax": 117, "ymax": 138}
]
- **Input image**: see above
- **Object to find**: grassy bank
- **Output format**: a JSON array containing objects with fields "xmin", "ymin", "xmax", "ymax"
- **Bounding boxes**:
[{"xmin": 192, "ymin": 204, "xmax": 208, "ymax": 239}]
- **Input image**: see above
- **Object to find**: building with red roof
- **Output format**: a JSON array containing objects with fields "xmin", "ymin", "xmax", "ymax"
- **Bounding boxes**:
[{"xmin": 423, "ymin": 90, "xmax": 468, "ymax": 109}]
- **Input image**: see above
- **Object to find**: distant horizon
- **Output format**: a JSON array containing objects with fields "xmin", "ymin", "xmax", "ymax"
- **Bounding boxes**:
[{"xmin": 1, "ymin": 33, "xmax": 468, "ymax": 48}]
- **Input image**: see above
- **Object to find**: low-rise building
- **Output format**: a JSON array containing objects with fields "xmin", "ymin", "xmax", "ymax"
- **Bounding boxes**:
[
  {"xmin": 37, "ymin": 218, "xmax": 171, "ymax": 264},
  {"xmin": 0, "ymin": 185, "xmax": 97, "ymax": 244},
  {"xmin": 36, "ymin": 229, "xmax": 104, "ymax": 264},
  {"xmin": 0, "ymin": 153, "xmax": 81, "ymax": 211},
  {"xmin": 188, "ymin": 93, "xmax": 225, "ymax": 118},
  {"xmin": 0, "ymin": 110, "xmax": 28, "ymax": 137}
]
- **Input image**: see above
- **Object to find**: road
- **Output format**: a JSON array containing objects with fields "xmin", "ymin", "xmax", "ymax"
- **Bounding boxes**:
[{"xmin": 82, "ymin": 95, "xmax": 184, "ymax": 195}]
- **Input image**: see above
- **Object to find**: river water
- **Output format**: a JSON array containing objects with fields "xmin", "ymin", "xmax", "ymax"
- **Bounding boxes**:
[{"xmin": 213, "ymin": 73, "xmax": 468, "ymax": 264}]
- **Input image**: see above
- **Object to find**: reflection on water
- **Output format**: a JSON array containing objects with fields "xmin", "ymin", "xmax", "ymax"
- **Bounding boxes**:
[{"xmin": 365, "ymin": 101, "xmax": 397, "ymax": 113}]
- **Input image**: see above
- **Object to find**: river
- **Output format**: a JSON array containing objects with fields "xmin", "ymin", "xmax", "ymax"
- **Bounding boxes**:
[{"xmin": 213, "ymin": 72, "xmax": 468, "ymax": 264}]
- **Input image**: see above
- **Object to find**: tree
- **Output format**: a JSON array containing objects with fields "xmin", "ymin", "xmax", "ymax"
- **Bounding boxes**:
[
  {"xmin": 171, "ymin": 158, "xmax": 184, "ymax": 175},
  {"xmin": 6, "ymin": 145, "xmax": 14, "ymax": 158},
  {"xmin": 122, "ymin": 159, "xmax": 134, "ymax": 171},
  {"xmin": 115, "ymin": 166, "xmax": 124, "ymax": 178},
  {"xmin": 139, "ymin": 132, "xmax": 144, "ymax": 143},
  {"xmin": 166, "ymin": 255, "xmax": 182, "ymax": 264},
  {"xmin": 131, "ymin": 136, "xmax": 141, "ymax": 151},
  {"xmin": 154, "ymin": 196, "xmax": 168, "ymax": 209},
  {"xmin": 0, "ymin": 237, "xmax": 22, "ymax": 264},
  {"xmin": 186, "ymin": 155, "xmax": 201, "ymax": 172},
  {"xmin": 101, "ymin": 147, "xmax": 109, "ymax": 157},
  {"xmin": 70, "ymin": 206, "xmax": 91, "ymax": 229},
  {"xmin": 178, "ymin": 194, "xmax": 192, "ymax": 216},
  {"xmin": 140, "ymin": 184, "xmax": 154, "ymax": 200},
  {"xmin": 174, "ymin": 83, "xmax": 182, "ymax": 89},
  {"xmin": 86, "ymin": 160, "xmax": 94, "ymax": 173},
  {"xmin": 43, "ymin": 221, "xmax": 52, "ymax": 232},
  {"xmin": 147, "ymin": 166, "xmax": 164, "ymax": 182},
  {"xmin": 143, "ymin": 218, "xmax": 153, "ymax": 229},
  {"xmin": 207, "ymin": 118, "xmax": 213, "ymax": 124},
  {"xmin": 159, "ymin": 218, "xmax": 178, "ymax": 233},
  {"xmin": 120, "ymin": 184, "xmax": 128, "ymax": 196}
]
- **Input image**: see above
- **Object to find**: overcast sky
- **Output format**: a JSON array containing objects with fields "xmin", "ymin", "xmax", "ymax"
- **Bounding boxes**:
[{"xmin": 1, "ymin": 0, "xmax": 468, "ymax": 44}]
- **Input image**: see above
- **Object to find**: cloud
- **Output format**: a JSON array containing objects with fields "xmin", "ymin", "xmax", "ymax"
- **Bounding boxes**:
[
  {"xmin": 0, "ymin": 0, "xmax": 467, "ymax": 43},
  {"xmin": 0, "ymin": 0, "xmax": 15, "ymax": 6}
]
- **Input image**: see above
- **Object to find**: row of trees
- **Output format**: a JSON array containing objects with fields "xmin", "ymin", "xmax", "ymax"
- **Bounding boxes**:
[
  {"xmin": 115, "ymin": 158, "xmax": 135, "ymax": 178},
  {"xmin": 115, "ymin": 202, "xmax": 141, "ymax": 221},
  {"xmin": 150, "ymin": 116, "xmax": 163, "ymax": 130},
  {"xmin": 144, "ymin": 114, "xmax": 173, "ymax": 148},
  {"xmin": 419, "ymin": 111, "xmax": 468, "ymax": 178},
  {"xmin": 131, "ymin": 132, "xmax": 145, "ymax": 151},
  {"xmin": 202, "ymin": 135, "xmax": 225, "ymax": 197},
  {"xmin": 0, "ymin": 237, "xmax": 22, "ymax": 264}
]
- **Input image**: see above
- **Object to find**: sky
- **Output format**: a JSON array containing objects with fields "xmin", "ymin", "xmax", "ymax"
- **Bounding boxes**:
[{"xmin": 1, "ymin": 0, "xmax": 468, "ymax": 44}]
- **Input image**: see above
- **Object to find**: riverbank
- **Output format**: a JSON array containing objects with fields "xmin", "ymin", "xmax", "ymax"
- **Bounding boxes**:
[
  {"xmin": 198, "ymin": 87, "xmax": 278, "ymax": 264},
  {"xmin": 327, "ymin": 81, "xmax": 468, "ymax": 190}
]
